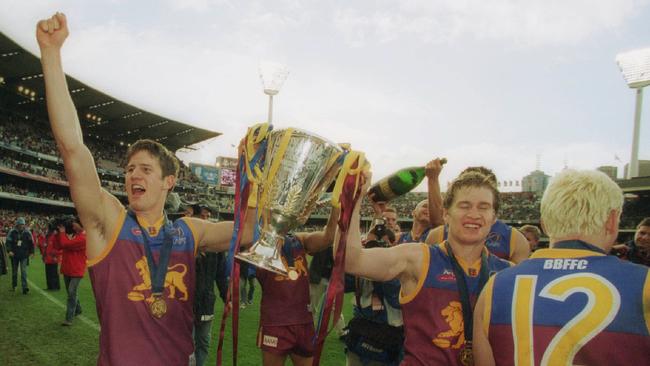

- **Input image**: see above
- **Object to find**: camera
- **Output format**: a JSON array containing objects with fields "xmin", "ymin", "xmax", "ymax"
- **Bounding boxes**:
[{"xmin": 50, "ymin": 216, "xmax": 75, "ymax": 235}]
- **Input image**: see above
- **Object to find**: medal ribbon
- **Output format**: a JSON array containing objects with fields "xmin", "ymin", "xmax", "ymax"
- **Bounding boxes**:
[
  {"xmin": 129, "ymin": 210, "xmax": 174, "ymax": 297},
  {"xmin": 444, "ymin": 241, "xmax": 489, "ymax": 361}
]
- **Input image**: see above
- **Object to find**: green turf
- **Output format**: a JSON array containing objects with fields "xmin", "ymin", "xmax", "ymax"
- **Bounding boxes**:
[{"xmin": 0, "ymin": 255, "xmax": 353, "ymax": 365}]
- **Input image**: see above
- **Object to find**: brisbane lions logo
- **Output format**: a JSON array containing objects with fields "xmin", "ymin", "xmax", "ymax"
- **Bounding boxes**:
[
  {"xmin": 127, "ymin": 256, "xmax": 189, "ymax": 303},
  {"xmin": 485, "ymin": 232, "xmax": 502, "ymax": 248},
  {"xmin": 432, "ymin": 301, "xmax": 465, "ymax": 349}
]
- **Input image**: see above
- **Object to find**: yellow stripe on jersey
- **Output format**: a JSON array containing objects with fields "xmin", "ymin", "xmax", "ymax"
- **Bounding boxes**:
[
  {"xmin": 482, "ymin": 275, "xmax": 496, "ymax": 336},
  {"xmin": 179, "ymin": 217, "xmax": 200, "ymax": 257},
  {"xmin": 530, "ymin": 248, "xmax": 605, "ymax": 259},
  {"xmin": 400, "ymin": 244, "xmax": 430, "ymax": 304},
  {"xmin": 509, "ymin": 228, "xmax": 517, "ymax": 258}
]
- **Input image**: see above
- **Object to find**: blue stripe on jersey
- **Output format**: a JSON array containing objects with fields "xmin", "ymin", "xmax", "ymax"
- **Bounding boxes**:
[{"xmin": 490, "ymin": 251, "xmax": 650, "ymax": 336}]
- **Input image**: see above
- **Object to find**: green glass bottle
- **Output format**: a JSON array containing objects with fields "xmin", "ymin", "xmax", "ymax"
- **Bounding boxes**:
[{"xmin": 368, "ymin": 159, "xmax": 447, "ymax": 202}]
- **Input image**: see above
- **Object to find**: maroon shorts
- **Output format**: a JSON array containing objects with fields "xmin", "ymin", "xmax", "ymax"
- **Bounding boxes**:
[{"xmin": 257, "ymin": 323, "xmax": 316, "ymax": 357}]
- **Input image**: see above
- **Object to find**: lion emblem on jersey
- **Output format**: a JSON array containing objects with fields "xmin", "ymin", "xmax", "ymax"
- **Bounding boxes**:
[
  {"xmin": 274, "ymin": 256, "xmax": 308, "ymax": 282},
  {"xmin": 127, "ymin": 256, "xmax": 189, "ymax": 303},
  {"xmin": 432, "ymin": 301, "xmax": 465, "ymax": 349}
]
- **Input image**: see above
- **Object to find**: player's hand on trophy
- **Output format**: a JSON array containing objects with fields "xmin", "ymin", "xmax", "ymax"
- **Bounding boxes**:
[{"xmin": 36, "ymin": 12, "xmax": 69, "ymax": 50}]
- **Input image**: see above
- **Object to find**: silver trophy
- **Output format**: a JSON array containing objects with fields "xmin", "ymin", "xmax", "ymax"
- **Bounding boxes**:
[{"xmin": 236, "ymin": 128, "xmax": 343, "ymax": 276}]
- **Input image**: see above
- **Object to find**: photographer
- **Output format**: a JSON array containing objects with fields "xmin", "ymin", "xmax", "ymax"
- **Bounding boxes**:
[
  {"xmin": 6, "ymin": 217, "xmax": 34, "ymax": 294},
  {"xmin": 55, "ymin": 216, "xmax": 86, "ymax": 326},
  {"xmin": 43, "ymin": 219, "xmax": 63, "ymax": 290},
  {"xmin": 343, "ymin": 225, "xmax": 404, "ymax": 366}
]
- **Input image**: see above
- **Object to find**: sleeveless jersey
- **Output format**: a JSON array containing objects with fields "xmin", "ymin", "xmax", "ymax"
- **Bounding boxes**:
[
  {"xmin": 485, "ymin": 246, "xmax": 650, "ymax": 366},
  {"xmin": 400, "ymin": 244, "xmax": 511, "ymax": 365},
  {"xmin": 398, "ymin": 227, "xmax": 432, "ymax": 244},
  {"xmin": 88, "ymin": 210, "xmax": 198, "ymax": 366},
  {"xmin": 256, "ymin": 235, "xmax": 313, "ymax": 326},
  {"xmin": 432, "ymin": 220, "xmax": 514, "ymax": 260}
]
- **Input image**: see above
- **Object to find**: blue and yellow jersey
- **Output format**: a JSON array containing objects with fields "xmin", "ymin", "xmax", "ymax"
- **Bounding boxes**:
[
  {"xmin": 398, "ymin": 227, "xmax": 432, "ymax": 244},
  {"xmin": 484, "ymin": 244, "xmax": 650, "ymax": 366},
  {"xmin": 400, "ymin": 244, "xmax": 510, "ymax": 365}
]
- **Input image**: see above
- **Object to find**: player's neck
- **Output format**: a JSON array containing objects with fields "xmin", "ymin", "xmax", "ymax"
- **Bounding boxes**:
[
  {"xmin": 411, "ymin": 221, "xmax": 428, "ymax": 239},
  {"xmin": 133, "ymin": 208, "xmax": 164, "ymax": 227},
  {"xmin": 447, "ymin": 239, "xmax": 484, "ymax": 262}
]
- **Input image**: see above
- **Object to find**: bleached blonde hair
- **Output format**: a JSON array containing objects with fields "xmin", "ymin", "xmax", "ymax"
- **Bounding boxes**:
[{"xmin": 541, "ymin": 169, "xmax": 622, "ymax": 239}]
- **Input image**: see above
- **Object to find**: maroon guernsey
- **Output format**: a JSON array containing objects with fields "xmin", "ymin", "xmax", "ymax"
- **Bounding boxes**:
[{"xmin": 88, "ymin": 210, "xmax": 198, "ymax": 366}]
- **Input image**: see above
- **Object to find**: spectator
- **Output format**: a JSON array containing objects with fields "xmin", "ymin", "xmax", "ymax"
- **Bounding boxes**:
[
  {"xmin": 43, "ymin": 222, "xmax": 63, "ymax": 290},
  {"xmin": 56, "ymin": 217, "xmax": 87, "ymax": 326},
  {"xmin": 239, "ymin": 260, "xmax": 256, "ymax": 308},
  {"xmin": 308, "ymin": 247, "xmax": 344, "ymax": 335},
  {"xmin": 519, "ymin": 224, "xmax": 542, "ymax": 252},
  {"xmin": 6, "ymin": 217, "xmax": 34, "ymax": 294},
  {"xmin": 192, "ymin": 204, "xmax": 220, "ymax": 366},
  {"xmin": 617, "ymin": 217, "xmax": 650, "ymax": 266}
]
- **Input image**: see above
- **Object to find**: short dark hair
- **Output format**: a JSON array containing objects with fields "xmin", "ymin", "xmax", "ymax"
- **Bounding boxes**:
[
  {"xmin": 383, "ymin": 207, "xmax": 397, "ymax": 214},
  {"xmin": 444, "ymin": 171, "xmax": 500, "ymax": 213},
  {"xmin": 125, "ymin": 139, "xmax": 179, "ymax": 179},
  {"xmin": 520, "ymin": 224, "xmax": 541, "ymax": 239},
  {"xmin": 638, "ymin": 217, "xmax": 650, "ymax": 229}
]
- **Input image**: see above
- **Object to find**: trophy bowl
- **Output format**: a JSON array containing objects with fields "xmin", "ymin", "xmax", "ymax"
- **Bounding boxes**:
[{"xmin": 236, "ymin": 128, "xmax": 343, "ymax": 276}]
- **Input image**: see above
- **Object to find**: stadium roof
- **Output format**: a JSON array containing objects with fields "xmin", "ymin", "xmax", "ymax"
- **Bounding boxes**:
[{"xmin": 0, "ymin": 32, "xmax": 220, "ymax": 152}]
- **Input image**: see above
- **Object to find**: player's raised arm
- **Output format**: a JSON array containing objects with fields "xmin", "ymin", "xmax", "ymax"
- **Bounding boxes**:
[
  {"xmin": 38, "ymin": 13, "xmax": 123, "ymax": 258},
  {"xmin": 344, "ymin": 172, "xmax": 424, "ymax": 290}
]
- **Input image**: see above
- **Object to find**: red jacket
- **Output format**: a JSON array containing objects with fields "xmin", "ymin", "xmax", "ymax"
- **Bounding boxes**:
[
  {"xmin": 57, "ymin": 231, "xmax": 87, "ymax": 277},
  {"xmin": 42, "ymin": 233, "xmax": 63, "ymax": 265}
]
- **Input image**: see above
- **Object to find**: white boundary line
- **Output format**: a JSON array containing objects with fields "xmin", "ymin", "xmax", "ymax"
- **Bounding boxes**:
[{"xmin": 27, "ymin": 279, "xmax": 101, "ymax": 331}]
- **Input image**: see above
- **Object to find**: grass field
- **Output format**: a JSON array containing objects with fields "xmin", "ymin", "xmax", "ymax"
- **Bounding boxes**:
[{"xmin": 0, "ymin": 254, "xmax": 353, "ymax": 365}]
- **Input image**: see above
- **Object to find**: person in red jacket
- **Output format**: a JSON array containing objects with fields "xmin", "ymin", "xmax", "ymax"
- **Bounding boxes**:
[
  {"xmin": 43, "ymin": 224, "xmax": 63, "ymax": 290},
  {"xmin": 57, "ymin": 217, "xmax": 87, "ymax": 326}
]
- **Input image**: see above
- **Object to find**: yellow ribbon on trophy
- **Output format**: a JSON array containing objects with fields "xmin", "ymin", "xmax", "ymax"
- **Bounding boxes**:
[
  {"xmin": 330, "ymin": 149, "xmax": 370, "ymax": 209},
  {"xmin": 243, "ymin": 123, "xmax": 270, "ymax": 185}
]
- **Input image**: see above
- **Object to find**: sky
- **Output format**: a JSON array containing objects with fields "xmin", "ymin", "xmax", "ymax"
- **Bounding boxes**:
[{"xmin": 2, "ymin": 0, "xmax": 650, "ymax": 192}]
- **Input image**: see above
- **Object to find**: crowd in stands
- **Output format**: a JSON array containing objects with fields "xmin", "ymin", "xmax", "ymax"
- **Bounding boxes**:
[
  {"xmin": 0, "ymin": 209, "xmax": 52, "ymax": 236},
  {"xmin": 1, "ymin": 112, "xmax": 644, "ymax": 231},
  {"xmin": 0, "ymin": 155, "xmax": 67, "ymax": 181},
  {"xmin": 0, "ymin": 183, "xmax": 72, "ymax": 203}
]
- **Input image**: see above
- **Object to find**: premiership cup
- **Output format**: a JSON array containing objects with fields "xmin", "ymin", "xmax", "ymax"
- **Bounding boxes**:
[{"xmin": 236, "ymin": 128, "xmax": 343, "ymax": 276}]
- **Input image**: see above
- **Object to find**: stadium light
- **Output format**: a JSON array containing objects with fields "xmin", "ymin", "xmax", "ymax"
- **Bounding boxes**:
[
  {"xmin": 616, "ymin": 47, "xmax": 650, "ymax": 178},
  {"xmin": 259, "ymin": 61, "xmax": 289, "ymax": 124}
]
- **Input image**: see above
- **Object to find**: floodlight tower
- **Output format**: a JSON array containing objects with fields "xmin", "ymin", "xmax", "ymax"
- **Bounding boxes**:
[
  {"xmin": 259, "ymin": 61, "xmax": 289, "ymax": 124},
  {"xmin": 616, "ymin": 48, "xmax": 650, "ymax": 179}
]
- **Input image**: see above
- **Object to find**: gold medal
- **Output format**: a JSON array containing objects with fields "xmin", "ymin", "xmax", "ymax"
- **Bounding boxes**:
[
  {"xmin": 459, "ymin": 344, "xmax": 473, "ymax": 366},
  {"xmin": 288, "ymin": 269, "xmax": 299, "ymax": 281},
  {"xmin": 150, "ymin": 295, "xmax": 167, "ymax": 319}
]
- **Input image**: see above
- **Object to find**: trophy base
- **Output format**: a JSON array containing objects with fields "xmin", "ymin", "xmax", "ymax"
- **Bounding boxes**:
[{"xmin": 235, "ymin": 250, "xmax": 288, "ymax": 277}]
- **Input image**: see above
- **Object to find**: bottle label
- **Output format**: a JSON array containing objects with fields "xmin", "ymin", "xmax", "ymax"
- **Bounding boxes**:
[{"xmin": 379, "ymin": 179, "xmax": 397, "ymax": 201}]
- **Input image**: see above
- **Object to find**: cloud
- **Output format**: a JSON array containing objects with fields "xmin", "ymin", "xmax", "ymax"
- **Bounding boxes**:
[{"xmin": 333, "ymin": 0, "xmax": 648, "ymax": 47}]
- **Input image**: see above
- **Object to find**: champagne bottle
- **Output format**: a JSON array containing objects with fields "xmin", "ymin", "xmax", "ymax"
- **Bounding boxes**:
[{"xmin": 368, "ymin": 159, "xmax": 447, "ymax": 202}]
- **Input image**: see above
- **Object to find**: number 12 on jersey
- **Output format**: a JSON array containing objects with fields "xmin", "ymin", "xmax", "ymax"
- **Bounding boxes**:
[{"xmin": 512, "ymin": 273, "xmax": 621, "ymax": 366}]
